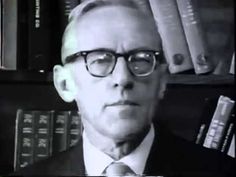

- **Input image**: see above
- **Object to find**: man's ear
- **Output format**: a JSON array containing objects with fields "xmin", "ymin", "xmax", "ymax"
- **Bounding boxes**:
[{"xmin": 53, "ymin": 65, "xmax": 77, "ymax": 102}]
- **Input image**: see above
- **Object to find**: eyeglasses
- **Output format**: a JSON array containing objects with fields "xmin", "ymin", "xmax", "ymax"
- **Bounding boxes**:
[{"xmin": 64, "ymin": 49, "xmax": 164, "ymax": 77}]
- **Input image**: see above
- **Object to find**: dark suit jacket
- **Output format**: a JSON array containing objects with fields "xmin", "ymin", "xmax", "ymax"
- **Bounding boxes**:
[{"xmin": 11, "ymin": 125, "xmax": 235, "ymax": 177}]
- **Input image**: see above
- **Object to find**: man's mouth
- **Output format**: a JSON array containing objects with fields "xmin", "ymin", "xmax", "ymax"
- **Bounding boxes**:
[{"xmin": 106, "ymin": 100, "xmax": 140, "ymax": 107}]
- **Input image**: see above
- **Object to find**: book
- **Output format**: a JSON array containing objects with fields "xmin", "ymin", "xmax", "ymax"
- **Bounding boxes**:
[
  {"xmin": 229, "ymin": 52, "xmax": 235, "ymax": 74},
  {"xmin": 14, "ymin": 109, "xmax": 81, "ymax": 170},
  {"xmin": 195, "ymin": 98, "xmax": 218, "ymax": 145},
  {"xmin": 17, "ymin": 0, "xmax": 29, "ymax": 70},
  {"xmin": 1, "ymin": 0, "xmax": 18, "ymax": 70},
  {"xmin": 198, "ymin": 4, "xmax": 234, "ymax": 75},
  {"xmin": 33, "ymin": 110, "xmax": 53, "ymax": 162},
  {"xmin": 221, "ymin": 123, "xmax": 235, "ymax": 153},
  {"xmin": 176, "ymin": 0, "xmax": 213, "ymax": 74},
  {"xmin": 67, "ymin": 110, "xmax": 82, "ymax": 148},
  {"xmin": 52, "ymin": 111, "xmax": 70, "ymax": 154},
  {"xmin": 203, "ymin": 96, "xmax": 235, "ymax": 149},
  {"xmin": 220, "ymin": 117, "xmax": 235, "ymax": 154},
  {"xmin": 195, "ymin": 124, "xmax": 206, "ymax": 145},
  {"xmin": 227, "ymin": 134, "xmax": 235, "ymax": 158},
  {"xmin": 27, "ymin": 0, "xmax": 54, "ymax": 71},
  {"xmin": 14, "ymin": 109, "xmax": 35, "ymax": 171},
  {"xmin": 210, "ymin": 98, "xmax": 235, "ymax": 150},
  {"xmin": 149, "ymin": 0, "xmax": 193, "ymax": 74}
]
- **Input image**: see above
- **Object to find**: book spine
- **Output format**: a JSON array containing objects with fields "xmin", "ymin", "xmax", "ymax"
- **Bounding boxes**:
[
  {"xmin": 220, "ymin": 114, "xmax": 235, "ymax": 154},
  {"xmin": 203, "ymin": 96, "xmax": 235, "ymax": 149},
  {"xmin": 148, "ymin": 0, "xmax": 193, "ymax": 74},
  {"xmin": 229, "ymin": 52, "xmax": 235, "ymax": 74},
  {"xmin": 227, "ymin": 134, "xmax": 235, "ymax": 158},
  {"xmin": 195, "ymin": 123, "xmax": 206, "ymax": 144},
  {"xmin": 1, "ymin": 0, "xmax": 18, "ymax": 70},
  {"xmin": 17, "ymin": 0, "xmax": 29, "ymax": 70},
  {"xmin": 27, "ymin": 0, "xmax": 52, "ymax": 71},
  {"xmin": 14, "ymin": 109, "xmax": 35, "ymax": 171},
  {"xmin": 58, "ymin": 0, "xmax": 79, "ymax": 34},
  {"xmin": 33, "ymin": 110, "xmax": 53, "ymax": 162},
  {"xmin": 52, "ymin": 111, "xmax": 69, "ymax": 154},
  {"xmin": 195, "ymin": 98, "xmax": 218, "ymax": 145},
  {"xmin": 67, "ymin": 111, "xmax": 82, "ymax": 148},
  {"xmin": 176, "ymin": 0, "xmax": 213, "ymax": 74}
]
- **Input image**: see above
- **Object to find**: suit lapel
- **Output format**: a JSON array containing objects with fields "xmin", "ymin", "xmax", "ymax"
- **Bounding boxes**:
[
  {"xmin": 144, "ymin": 125, "xmax": 177, "ymax": 175},
  {"xmin": 144, "ymin": 126, "xmax": 165, "ymax": 175}
]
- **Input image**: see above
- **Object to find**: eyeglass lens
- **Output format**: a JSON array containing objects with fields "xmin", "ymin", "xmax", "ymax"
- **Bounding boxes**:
[{"xmin": 86, "ymin": 51, "xmax": 156, "ymax": 77}]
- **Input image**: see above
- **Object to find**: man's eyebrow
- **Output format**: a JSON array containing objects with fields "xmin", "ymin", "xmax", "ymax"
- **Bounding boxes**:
[
  {"xmin": 134, "ymin": 47, "xmax": 159, "ymax": 51},
  {"xmin": 81, "ymin": 1, "xmax": 111, "ymax": 15},
  {"xmin": 86, "ymin": 47, "xmax": 116, "ymax": 52},
  {"xmin": 64, "ymin": 52, "xmax": 81, "ymax": 64},
  {"xmin": 128, "ymin": 47, "xmax": 161, "ymax": 52},
  {"xmin": 64, "ymin": 48, "xmax": 116, "ymax": 64},
  {"xmin": 89, "ymin": 47, "xmax": 160, "ymax": 53},
  {"xmin": 64, "ymin": 47, "xmax": 163, "ymax": 64}
]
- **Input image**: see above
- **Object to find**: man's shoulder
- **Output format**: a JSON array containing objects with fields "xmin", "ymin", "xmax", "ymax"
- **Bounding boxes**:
[
  {"xmin": 150, "ymin": 125, "xmax": 235, "ymax": 176},
  {"xmin": 10, "ymin": 139, "xmax": 85, "ymax": 176}
]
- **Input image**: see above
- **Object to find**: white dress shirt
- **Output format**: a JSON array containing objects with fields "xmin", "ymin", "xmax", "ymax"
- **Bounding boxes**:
[{"xmin": 83, "ymin": 125, "xmax": 155, "ymax": 176}]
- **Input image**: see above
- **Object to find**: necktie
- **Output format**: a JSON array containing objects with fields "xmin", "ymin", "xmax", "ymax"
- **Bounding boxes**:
[{"xmin": 104, "ymin": 162, "xmax": 136, "ymax": 176}]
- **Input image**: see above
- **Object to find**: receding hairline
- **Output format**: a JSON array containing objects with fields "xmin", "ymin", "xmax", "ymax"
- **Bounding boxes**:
[
  {"xmin": 61, "ymin": 0, "xmax": 156, "ymax": 63},
  {"xmin": 69, "ymin": 0, "xmax": 150, "ymax": 21}
]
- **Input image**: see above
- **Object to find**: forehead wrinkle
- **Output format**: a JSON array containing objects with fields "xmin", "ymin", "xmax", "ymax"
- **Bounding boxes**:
[
  {"xmin": 76, "ymin": 5, "xmax": 158, "ymax": 43},
  {"xmin": 69, "ymin": 0, "xmax": 147, "ymax": 21},
  {"xmin": 62, "ymin": 5, "xmax": 160, "ymax": 62},
  {"xmin": 78, "ymin": 5, "xmax": 151, "ymax": 25}
]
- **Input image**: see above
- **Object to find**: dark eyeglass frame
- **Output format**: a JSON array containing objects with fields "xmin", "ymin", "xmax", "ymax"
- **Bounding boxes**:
[{"xmin": 64, "ymin": 49, "xmax": 164, "ymax": 77}]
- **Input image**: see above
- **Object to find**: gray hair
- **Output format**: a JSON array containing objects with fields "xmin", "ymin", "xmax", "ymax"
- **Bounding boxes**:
[
  {"xmin": 61, "ymin": 0, "xmax": 154, "ymax": 62},
  {"xmin": 69, "ymin": 0, "xmax": 152, "ymax": 21}
]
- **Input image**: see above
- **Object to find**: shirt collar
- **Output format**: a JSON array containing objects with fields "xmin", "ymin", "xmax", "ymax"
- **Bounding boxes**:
[{"xmin": 83, "ymin": 125, "xmax": 155, "ymax": 176}]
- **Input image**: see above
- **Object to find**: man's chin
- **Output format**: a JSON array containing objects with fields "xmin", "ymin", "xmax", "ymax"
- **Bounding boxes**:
[{"xmin": 104, "ymin": 121, "xmax": 148, "ymax": 141}]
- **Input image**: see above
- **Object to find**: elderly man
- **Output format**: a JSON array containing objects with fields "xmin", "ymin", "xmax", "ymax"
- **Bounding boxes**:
[{"xmin": 13, "ymin": 0, "xmax": 234, "ymax": 176}]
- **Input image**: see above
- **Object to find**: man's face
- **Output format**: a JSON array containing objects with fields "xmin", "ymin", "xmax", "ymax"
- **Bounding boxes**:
[{"xmin": 62, "ymin": 6, "xmax": 165, "ymax": 141}]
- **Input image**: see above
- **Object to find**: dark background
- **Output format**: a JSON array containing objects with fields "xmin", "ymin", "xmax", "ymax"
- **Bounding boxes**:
[{"xmin": 0, "ymin": 0, "xmax": 234, "ymax": 175}]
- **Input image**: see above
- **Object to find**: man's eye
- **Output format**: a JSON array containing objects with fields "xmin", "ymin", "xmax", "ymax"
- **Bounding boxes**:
[
  {"xmin": 88, "ymin": 54, "xmax": 113, "ymax": 65},
  {"xmin": 92, "ymin": 58, "xmax": 111, "ymax": 64},
  {"xmin": 132, "ymin": 56, "xmax": 152, "ymax": 64},
  {"xmin": 132, "ymin": 52, "xmax": 154, "ymax": 62}
]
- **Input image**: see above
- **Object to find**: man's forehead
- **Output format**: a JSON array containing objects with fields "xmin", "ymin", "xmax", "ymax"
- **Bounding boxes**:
[
  {"xmin": 75, "ymin": 4, "xmax": 152, "ymax": 27},
  {"xmin": 69, "ymin": 0, "xmax": 152, "ymax": 20},
  {"xmin": 62, "ymin": 4, "xmax": 161, "ymax": 63}
]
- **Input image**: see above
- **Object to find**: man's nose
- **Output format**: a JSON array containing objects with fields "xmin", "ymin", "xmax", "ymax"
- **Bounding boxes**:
[{"xmin": 111, "ymin": 57, "xmax": 134, "ymax": 89}]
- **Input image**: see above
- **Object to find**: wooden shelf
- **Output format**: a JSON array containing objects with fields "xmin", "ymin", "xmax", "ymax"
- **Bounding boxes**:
[
  {"xmin": 0, "ymin": 70, "xmax": 53, "ymax": 84},
  {"xmin": 167, "ymin": 74, "xmax": 234, "ymax": 85},
  {"xmin": 0, "ymin": 70, "xmax": 234, "ymax": 85}
]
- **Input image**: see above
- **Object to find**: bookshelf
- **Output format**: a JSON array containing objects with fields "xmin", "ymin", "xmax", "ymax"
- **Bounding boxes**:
[
  {"xmin": 0, "ymin": 75, "xmax": 77, "ymax": 174},
  {"xmin": 0, "ymin": 71, "xmax": 53, "ymax": 83},
  {"xmin": 168, "ymin": 74, "xmax": 234, "ymax": 85},
  {"xmin": 0, "ymin": 0, "xmax": 234, "ymax": 175},
  {"xmin": 0, "ymin": 70, "xmax": 234, "ymax": 85}
]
